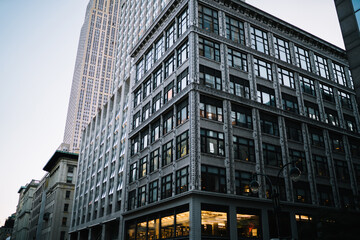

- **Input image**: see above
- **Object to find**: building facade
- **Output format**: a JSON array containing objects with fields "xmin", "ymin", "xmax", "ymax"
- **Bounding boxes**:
[
  {"xmin": 63, "ymin": 0, "xmax": 121, "ymax": 152},
  {"xmin": 12, "ymin": 180, "xmax": 39, "ymax": 240},
  {"xmin": 334, "ymin": 0, "xmax": 360, "ymax": 105},
  {"xmin": 71, "ymin": 0, "xmax": 360, "ymax": 239},
  {"xmin": 28, "ymin": 150, "xmax": 78, "ymax": 240}
]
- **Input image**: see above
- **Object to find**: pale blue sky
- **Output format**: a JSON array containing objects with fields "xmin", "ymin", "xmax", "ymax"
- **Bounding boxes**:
[{"xmin": 0, "ymin": 0, "xmax": 344, "ymax": 225}]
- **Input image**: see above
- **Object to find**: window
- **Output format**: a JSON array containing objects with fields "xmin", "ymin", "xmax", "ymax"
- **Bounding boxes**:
[
  {"xmin": 163, "ymin": 110, "xmax": 173, "ymax": 135},
  {"xmin": 143, "ymin": 78, "xmax": 151, "ymax": 99},
  {"xmin": 200, "ymin": 129, "xmax": 225, "ymax": 156},
  {"xmin": 228, "ymin": 48, "xmax": 247, "ymax": 71},
  {"xmin": 152, "ymin": 92, "xmax": 161, "ymax": 113},
  {"xmin": 64, "ymin": 203, "xmax": 69, "ymax": 212},
  {"xmin": 344, "ymin": 115, "xmax": 357, "ymax": 132},
  {"xmin": 154, "ymin": 37, "xmax": 163, "ymax": 61},
  {"xmin": 314, "ymin": 54, "xmax": 329, "ymax": 79},
  {"xmin": 309, "ymin": 128, "xmax": 324, "ymax": 147},
  {"xmin": 334, "ymin": 160, "xmax": 349, "ymax": 182},
  {"xmin": 161, "ymin": 174, "xmax": 173, "ymax": 199},
  {"xmin": 313, "ymin": 155, "xmax": 329, "ymax": 177},
  {"xmin": 66, "ymin": 176, "xmax": 73, "ymax": 183},
  {"xmin": 293, "ymin": 182, "xmax": 311, "ymax": 204},
  {"xmin": 137, "ymin": 186, "xmax": 146, "ymax": 207},
  {"xmin": 62, "ymin": 217, "xmax": 67, "ymax": 226},
  {"xmin": 200, "ymin": 95, "xmax": 223, "ymax": 122},
  {"xmin": 176, "ymin": 167, "xmax": 189, "ymax": 194},
  {"xmin": 274, "ymin": 36, "xmax": 291, "ymax": 63},
  {"xmin": 226, "ymin": 16, "xmax": 245, "ymax": 44},
  {"xmin": 201, "ymin": 165, "xmax": 226, "ymax": 193},
  {"xmin": 177, "ymin": 41, "xmax": 188, "ymax": 66},
  {"xmin": 230, "ymin": 75, "xmax": 250, "ymax": 99},
  {"xmin": 235, "ymin": 171, "xmax": 256, "ymax": 197},
  {"xmin": 317, "ymin": 185, "xmax": 333, "ymax": 207},
  {"xmin": 286, "ymin": 120, "xmax": 303, "ymax": 142},
  {"xmin": 164, "ymin": 81, "xmax": 174, "ymax": 103},
  {"xmin": 68, "ymin": 166, "xmax": 74, "ymax": 173},
  {"xmin": 354, "ymin": 164, "xmax": 360, "ymax": 184},
  {"xmin": 324, "ymin": 108, "xmax": 339, "ymax": 127},
  {"xmin": 139, "ymin": 156, "xmax": 147, "ymax": 178},
  {"xmin": 257, "ymin": 85, "xmax": 276, "ymax": 106},
  {"xmin": 162, "ymin": 141, "xmax": 173, "ymax": 166},
  {"xmin": 304, "ymin": 101, "xmax": 320, "ymax": 121},
  {"xmin": 128, "ymin": 190, "xmax": 136, "ymax": 210},
  {"xmin": 142, "ymin": 103, "xmax": 150, "ymax": 121},
  {"xmin": 231, "ymin": 104, "xmax": 252, "ymax": 129},
  {"xmin": 178, "ymin": 8, "xmax": 189, "ymax": 36},
  {"xmin": 176, "ymin": 131, "xmax": 189, "ymax": 159},
  {"xmin": 254, "ymin": 58, "xmax": 272, "ymax": 80},
  {"xmin": 133, "ymin": 111, "xmax": 140, "ymax": 129},
  {"xmin": 177, "ymin": 98, "xmax": 189, "ymax": 126},
  {"xmin": 201, "ymin": 207, "xmax": 228, "ymax": 237},
  {"xmin": 350, "ymin": 139, "xmax": 360, "ymax": 158},
  {"xmin": 65, "ymin": 191, "xmax": 70, "ymax": 199},
  {"xmin": 165, "ymin": 23, "xmax": 175, "ymax": 50},
  {"xmin": 237, "ymin": 210, "xmax": 261, "ymax": 239},
  {"xmin": 153, "ymin": 68, "xmax": 162, "ymax": 89},
  {"xmin": 250, "ymin": 27, "xmax": 269, "ymax": 54},
  {"xmin": 320, "ymin": 84, "xmax": 334, "ymax": 102},
  {"xmin": 198, "ymin": 5, "xmax": 218, "ymax": 34},
  {"xmin": 134, "ymin": 88, "xmax": 142, "ymax": 107},
  {"xmin": 339, "ymin": 91, "xmax": 352, "ymax": 109},
  {"xmin": 233, "ymin": 136, "xmax": 255, "ymax": 162},
  {"xmin": 330, "ymin": 134, "xmax": 344, "ymax": 153},
  {"xmin": 140, "ymin": 130, "xmax": 149, "ymax": 150},
  {"xmin": 199, "ymin": 65, "xmax": 222, "ymax": 90},
  {"xmin": 151, "ymin": 119, "xmax": 160, "ymax": 143},
  {"xmin": 165, "ymin": 55, "xmax": 175, "ymax": 78},
  {"xmin": 177, "ymin": 68, "xmax": 188, "ymax": 92},
  {"xmin": 289, "ymin": 149, "xmax": 307, "ymax": 173},
  {"xmin": 129, "ymin": 162, "xmax": 137, "ymax": 183},
  {"xmin": 136, "ymin": 59, "xmax": 144, "ymax": 82},
  {"xmin": 260, "ymin": 113, "xmax": 279, "ymax": 136},
  {"xmin": 282, "ymin": 93, "xmax": 299, "ymax": 114},
  {"xmin": 299, "ymin": 75, "xmax": 316, "ymax": 96},
  {"xmin": 148, "ymin": 180, "xmax": 158, "ymax": 203},
  {"xmin": 199, "ymin": 37, "xmax": 220, "ymax": 61},
  {"xmin": 150, "ymin": 148, "xmax": 159, "ymax": 173},
  {"xmin": 263, "ymin": 143, "xmax": 282, "ymax": 167},
  {"xmin": 332, "ymin": 62, "xmax": 346, "ymax": 86},
  {"xmin": 60, "ymin": 231, "xmax": 65, "ymax": 240},
  {"xmin": 145, "ymin": 50, "xmax": 153, "ymax": 72},
  {"xmin": 278, "ymin": 67, "xmax": 295, "ymax": 88},
  {"xmin": 295, "ymin": 46, "xmax": 311, "ymax": 71}
]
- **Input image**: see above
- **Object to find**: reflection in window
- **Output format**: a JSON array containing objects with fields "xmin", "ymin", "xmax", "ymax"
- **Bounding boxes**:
[
  {"xmin": 332, "ymin": 62, "xmax": 347, "ymax": 86},
  {"xmin": 200, "ymin": 95, "xmax": 223, "ymax": 122},
  {"xmin": 257, "ymin": 85, "xmax": 275, "ymax": 107},
  {"xmin": 228, "ymin": 48, "xmax": 247, "ymax": 71},
  {"xmin": 339, "ymin": 91, "xmax": 352, "ymax": 109},
  {"xmin": 162, "ymin": 141, "xmax": 173, "ymax": 166},
  {"xmin": 314, "ymin": 54, "xmax": 329, "ymax": 79},
  {"xmin": 176, "ymin": 131, "xmax": 189, "ymax": 159},
  {"xmin": 200, "ymin": 65, "xmax": 222, "ymax": 90},
  {"xmin": 299, "ymin": 75, "xmax": 316, "ymax": 96},
  {"xmin": 178, "ymin": 8, "xmax": 189, "ymax": 36},
  {"xmin": 198, "ymin": 5, "xmax": 219, "ymax": 34},
  {"xmin": 199, "ymin": 37, "xmax": 220, "ymax": 61},
  {"xmin": 177, "ymin": 68, "xmax": 189, "ymax": 92},
  {"xmin": 304, "ymin": 101, "xmax": 320, "ymax": 121},
  {"xmin": 278, "ymin": 67, "xmax": 294, "ymax": 88},
  {"xmin": 230, "ymin": 75, "xmax": 250, "ymax": 99},
  {"xmin": 254, "ymin": 58, "xmax": 272, "ymax": 80},
  {"xmin": 161, "ymin": 214, "xmax": 174, "ymax": 238},
  {"xmin": 237, "ymin": 213, "xmax": 261, "ymax": 239},
  {"xmin": 148, "ymin": 218, "xmax": 160, "ymax": 239},
  {"xmin": 233, "ymin": 136, "xmax": 255, "ymax": 162},
  {"xmin": 260, "ymin": 113, "xmax": 279, "ymax": 136},
  {"xmin": 176, "ymin": 211, "xmax": 190, "ymax": 237},
  {"xmin": 177, "ymin": 98, "xmax": 189, "ymax": 126},
  {"xmin": 295, "ymin": 46, "xmax": 311, "ymax": 71},
  {"xmin": 201, "ymin": 210, "xmax": 228, "ymax": 237},
  {"xmin": 320, "ymin": 84, "xmax": 334, "ymax": 102},
  {"xmin": 231, "ymin": 104, "xmax": 252, "ymax": 129},
  {"xmin": 274, "ymin": 36, "xmax": 291, "ymax": 63},
  {"xmin": 226, "ymin": 16, "xmax": 245, "ymax": 44},
  {"xmin": 250, "ymin": 27, "xmax": 269, "ymax": 54},
  {"xmin": 309, "ymin": 128, "xmax": 324, "ymax": 147},
  {"xmin": 177, "ymin": 41, "xmax": 189, "ymax": 66},
  {"xmin": 324, "ymin": 108, "xmax": 339, "ymax": 127},
  {"xmin": 200, "ymin": 129, "xmax": 225, "ymax": 156}
]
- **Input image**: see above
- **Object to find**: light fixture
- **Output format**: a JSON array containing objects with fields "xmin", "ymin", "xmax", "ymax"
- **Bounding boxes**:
[
  {"xmin": 289, "ymin": 167, "xmax": 301, "ymax": 182},
  {"xmin": 249, "ymin": 180, "xmax": 260, "ymax": 194}
]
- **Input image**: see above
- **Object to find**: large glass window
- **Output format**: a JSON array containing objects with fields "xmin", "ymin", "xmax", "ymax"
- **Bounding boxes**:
[
  {"xmin": 176, "ymin": 131, "xmax": 189, "ymax": 159},
  {"xmin": 142, "ymin": 102, "xmax": 150, "ymax": 121},
  {"xmin": 131, "ymin": 136, "xmax": 139, "ymax": 156},
  {"xmin": 226, "ymin": 16, "xmax": 245, "ymax": 44},
  {"xmin": 231, "ymin": 104, "xmax": 252, "ymax": 129},
  {"xmin": 314, "ymin": 54, "xmax": 329, "ymax": 79},
  {"xmin": 165, "ymin": 23, "xmax": 175, "ymax": 50},
  {"xmin": 139, "ymin": 156, "xmax": 147, "ymax": 178},
  {"xmin": 260, "ymin": 113, "xmax": 279, "ymax": 136},
  {"xmin": 143, "ymin": 78, "xmax": 151, "ymax": 99},
  {"xmin": 304, "ymin": 101, "xmax": 320, "ymax": 121},
  {"xmin": 164, "ymin": 81, "xmax": 174, "ymax": 104},
  {"xmin": 175, "ymin": 211, "xmax": 190, "ymax": 237},
  {"xmin": 177, "ymin": 68, "xmax": 188, "ymax": 92},
  {"xmin": 344, "ymin": 114, "xmax": 357, "ymax": 132},
  {"xmin": 163, "ymin": 110, "xmax": 173, "ymax": 135},
  {"xmin": 177, "ymin": 98, "xmax": 189, "ymax": 126},
  {"xmin": 148, "ymin": 180, "xmax": 158, "ymax": 203},
  {"xmin": 299, "ymin": 75, "xmax": 316, "ymax": 96},
  {"xmin": 134, "ymin": 88, "xmax": 142, "ymax": 107},
  {"xmin": 278, "ymin": 67, "xmax": 295, "ymax": 88},
  {"xmin": 228, "ymin": 48, "xmax": 247, "ymax": 71},
  {"xmin": 282, "ymin": 93, "xmax": 299, "ymax": 114},
  {"xmin": 164, "ymin": 54, "xmax": 175, "ymax": 78},
  {"xmin": 350, "ymin": 139, "xmax": 360, "ymax": 158},
  {"xmin": 200, "ymin": 95, "xmax": 223, "ymax": 122},
  {"xmin": 237, "ymin": 211, "xmax": 261, "ymax": 239},
  {"xmin": 152, "ymin": 92, "xmax": 161, "ymax": 113},
  {"xmin": 154, "ymin": 37, "xmax": 163, "ymax": 61},
  {"xmin": 199, "ymin": 65, "xmax": 222, "ymax": 90},
  {"xmin": 128, "ymin": 190, "xmax": 136, "ymax": 210},
  {"xmin": 177, "ymin": 41, "xmax": 189, "ymax": 66},
  {"xmin": 233, "ymin": 136, "xmax": 255, "ymax": 162},
  {"xmin": 293, "ymin": 182, "xmax": 311, "ymax": 204},
  {"xmin": 199, "ymin": 37, "xmax": 220, "ymax": 61},
  {"xmin": 133, "ymin": 111, "xmax": 140, "ymax": 129},
  {"xmin": 198, "ymin": 5, "xmax": 219, "ymax": 34},
  {"xmin": 136, "ymin": 59, "xmax": 144, "ymax": 82},
  {"xmin": 286, "ymin": 120, "xmax": 303, "ymax": 142},
  {"xmin": 162, "ymin": 141, "xmax": 173, "ymax": 166},
  {"xmin": 176, "ymin": 167, "xmax": 189, "ymax": 194},
  {"xmin": 324, "ymin": 108, "xmax": 339, "ymax": 127},
  {"xmin": 151, "ymin": 119, "xmax": 160, "ymax": 143},
  {"xmin": 153, "ymin": 67, "xmax": 162, "ymax": 89},
  {"xmin": 235, "ymin": 171, "xmax": 257, "ymax": 197},
  {"xmin": 309, "ymin": 128, "xmax": 324, "ymax": 147},
  {"xmin": 334, "ymin": 160, "xmax": 350, "ymax": 183},
  {"xmin": 289, "ymin": 149, "xmax": 307, "ymax": 173},
  {"xmin": 339, "ymin": 91, "xmax": 352, "ymax": 109},
  {"xmin": 330, "ymin": 133, "xmax": 344, "ymax": 153},
  {"xmin": 129, "ymin": 162, "xmax": 137, "ymax": 183},
  {"xmin": 317, "ymin": 185, "xmax": 333, "ymax": 207},
  {"xmin": 295, "ymin": 46, "xmax": 311, "ymax": 71},
  {"xmin": 201, "ymin": 207, "xmax": 228, "ymax": 237},
  {"xmin": 230, "ymin": 75, "xmax": 250, "ymax": 99},
  {"xmin": 274, "ymin": 36, "xmax": 291, "ymax": 63},
  {"xmin": 161, "ymin": 174, "xmax": 172, "ymax": 199},
  {"xmin": 200, "ymin": 129, "xmax": 225, "ymax": 156},
  {"xmin": 145, "ymin": 49, "xmax": 153, "ymax": 72},
  {"xmin": 257, "ymin": 85, "xmax": 276, "ymax": 106},
  {"xmin": 161, "ymin": 214, "xmax": 174, "ymax": 239},
  {"xmin": 254, "ymin": 58, "xmax": 272, "ymax": 80},
  {"xmin": 263, "ymin": 143, "xmax": 282, "ymax": 167},
  {"xmin": 250, "ymin": 27, "xmax": 269, "ymax": 54},
  {"xmin": 320, "ymin": 84, "xmax": 334, "ymax": 102},
  {"xmin": 178, "ymin": 8, "xmax": 189, "ymax": 36},
  {"xmin": 201, "ymin": 165, "xmax": 226, "ymax": 193},
  {"xmin": 150, "ymin": 148, "xmax": 159, "ymax": 173},
  {"xmin": 313, "ymin": 155, "xmax": 329, "ymax": 177},
  {"xmin": 332, "ymin": 62, "xmax": 346, "ymax": 86},
  {"xmin": 137, "ymin": 185, "xmax": 146, "ymax": 207}
]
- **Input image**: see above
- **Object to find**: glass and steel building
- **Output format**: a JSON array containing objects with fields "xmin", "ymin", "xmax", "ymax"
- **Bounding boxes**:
[{"xmin": 71, "ymin": 0, "xmax": 360, "ymax": 239}]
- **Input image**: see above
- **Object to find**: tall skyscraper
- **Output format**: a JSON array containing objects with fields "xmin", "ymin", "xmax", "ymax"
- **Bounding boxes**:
[
  {"xmin": 71, "ymin": 0, "xmax": 360, "ymax": 239},
  {"xmin": 63, "ymin": 0, "xmax": 121, "ymax": 152}
]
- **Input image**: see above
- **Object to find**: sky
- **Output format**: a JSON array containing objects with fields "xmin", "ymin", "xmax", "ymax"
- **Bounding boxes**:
[{"xmin": 0, "ymin": 0, "xmax": 344, "ymax": 225}]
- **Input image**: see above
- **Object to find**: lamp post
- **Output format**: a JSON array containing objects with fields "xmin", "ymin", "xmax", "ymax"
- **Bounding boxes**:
[{"xmin": 249, "ymin": 161, "xmax": 301, "ymax": 240}]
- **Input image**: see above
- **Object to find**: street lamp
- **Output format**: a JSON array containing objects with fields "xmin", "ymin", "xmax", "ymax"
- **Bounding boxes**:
[{"xmin": 249, "ymin": 161, "xmax": 301, "ymax": 239}]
